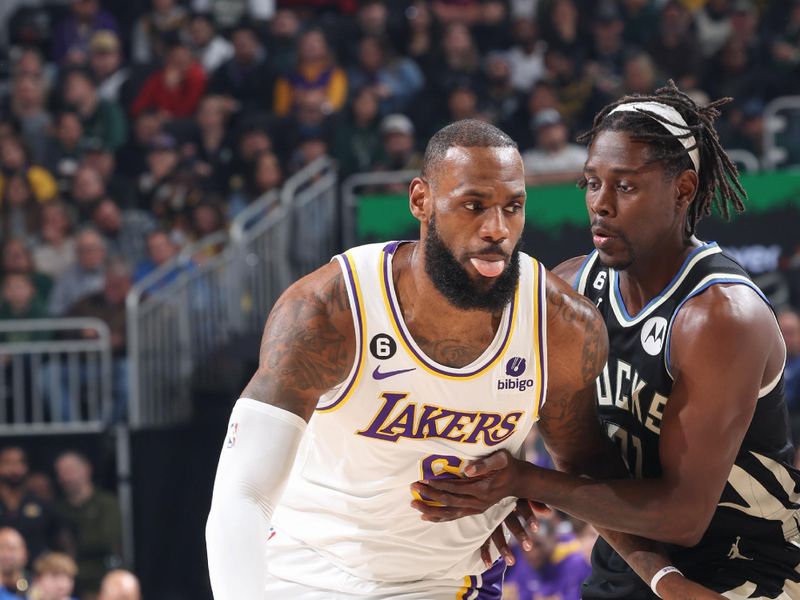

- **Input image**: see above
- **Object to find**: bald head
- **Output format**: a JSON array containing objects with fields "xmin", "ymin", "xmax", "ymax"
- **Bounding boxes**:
[{"xmin": 98, "ymin": 570, "xmax": 141, "ymax": 600}]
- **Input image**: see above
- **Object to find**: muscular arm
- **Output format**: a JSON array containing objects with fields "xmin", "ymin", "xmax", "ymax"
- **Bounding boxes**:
[
  {"xmin": 516, "ymin": 282, "xmax": 781, "ymax": 546},
  {"xmin": 538, "ymin": 271, "xmax": 678, "ymax": 586},
  {"xmin": 241, "ymin": 261, "xmax": 355, "ymax": 419},
  {"xmin": 206, "ymin": 262, "xmax": 355, "ymax": 599}
]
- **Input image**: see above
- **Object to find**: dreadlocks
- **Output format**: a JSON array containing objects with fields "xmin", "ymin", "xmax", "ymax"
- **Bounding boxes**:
[{"xmin": 577, "ymin": 80, "xmax": 746, "ymax": 237}]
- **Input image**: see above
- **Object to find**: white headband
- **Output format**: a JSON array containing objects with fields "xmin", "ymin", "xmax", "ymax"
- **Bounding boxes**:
[{"xmin": 608, "ymin": 101, "xmax": 700, "ymax": 174}]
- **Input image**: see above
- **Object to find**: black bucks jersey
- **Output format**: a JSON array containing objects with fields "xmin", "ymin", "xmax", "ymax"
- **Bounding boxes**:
[{"xmin": 575, "ymin": 242, "xmax": 800, "ymax": 600}]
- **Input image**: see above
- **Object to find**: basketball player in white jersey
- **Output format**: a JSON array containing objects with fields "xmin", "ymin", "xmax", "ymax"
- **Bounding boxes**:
[{"xmin": 205, "ymin": 120, "xmax": 719, "ymax": 599}]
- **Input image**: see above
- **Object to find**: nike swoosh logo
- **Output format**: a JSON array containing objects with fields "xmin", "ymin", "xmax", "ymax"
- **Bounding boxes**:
[{"xmin": 372, "ymin": 366, "xmax": 416, "ymax": 380}]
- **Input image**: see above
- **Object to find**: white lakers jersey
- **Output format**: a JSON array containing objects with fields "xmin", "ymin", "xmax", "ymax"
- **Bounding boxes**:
[{"xmin": 270, "ymin": 241, "xmax": 548, "ymax": 586}]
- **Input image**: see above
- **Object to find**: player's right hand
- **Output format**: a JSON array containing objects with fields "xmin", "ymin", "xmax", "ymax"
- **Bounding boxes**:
[{"xmin": 479, "ymin": 499, "xmax": 551, "ymax": 568}]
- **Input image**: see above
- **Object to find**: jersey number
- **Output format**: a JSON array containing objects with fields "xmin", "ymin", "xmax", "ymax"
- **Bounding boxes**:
[
  {"xmin": 412, "ymin": 454, "xmax": 464, "ymax": 506},
  {"xmin": 607, "ymin": 424, "xmax": 643, "ymax": 478}
]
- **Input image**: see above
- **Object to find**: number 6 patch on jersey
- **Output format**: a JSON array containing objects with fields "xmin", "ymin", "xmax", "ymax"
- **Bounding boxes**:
[{"xmin": 412, "ymin": 454, "xmax": 465, "ymax": 506}]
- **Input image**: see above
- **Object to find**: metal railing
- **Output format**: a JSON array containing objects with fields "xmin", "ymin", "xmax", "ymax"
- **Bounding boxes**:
[
  {"xmin": 341, "ymin": 170, "xmax": 418, "ymax": 249},
  {"xmin": 763, "ymin": 95, "xmax": 800, "ymax": 171},
  {"xmin": 0, "ymin": 318, "xmax": 134, "ymax": 565},
  {"xmin": 726, "ymin": 149, "xmax": 761, "ymax": 174},
  {"xmin": 0, "ymin": 318, "xmax": 112, "ymax": 433}
]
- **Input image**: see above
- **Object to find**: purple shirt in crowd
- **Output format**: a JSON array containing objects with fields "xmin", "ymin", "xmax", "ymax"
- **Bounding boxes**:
[{"xmin": 503, "ymin": 537, "xmax": 591, "ymax": 600}]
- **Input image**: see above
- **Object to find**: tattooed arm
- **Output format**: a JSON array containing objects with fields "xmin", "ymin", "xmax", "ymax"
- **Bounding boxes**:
[
  {"xmin": 241, "ymin": 260, "xmax": 355, "ymax": 419},
  {"xmin": 412, "ymin": 272, "xmax": 726, "ymax": 599},
  {"xmin": 206, "ymin": 261, "xmax": 355, "ymax": 600}
]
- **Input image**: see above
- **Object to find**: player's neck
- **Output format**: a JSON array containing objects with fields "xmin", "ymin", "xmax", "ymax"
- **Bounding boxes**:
[{"xmin": 617, "ymin": 238, "xmax": 699, "ymax": 316}]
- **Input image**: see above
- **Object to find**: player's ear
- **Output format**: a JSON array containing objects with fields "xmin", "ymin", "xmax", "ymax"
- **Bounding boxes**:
[
  {"xmin": 409, "ymin": 177, "xmax": 430, "ymax": 223},
  {"xmin": 675, "ymin": 169, "xmax": 698, "ymax": 212}
]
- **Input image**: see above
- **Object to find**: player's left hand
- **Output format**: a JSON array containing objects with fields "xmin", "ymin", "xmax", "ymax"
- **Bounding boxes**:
[{"xmin": 410, "ymin": 450, "xmax": 523, "ymax": 521}]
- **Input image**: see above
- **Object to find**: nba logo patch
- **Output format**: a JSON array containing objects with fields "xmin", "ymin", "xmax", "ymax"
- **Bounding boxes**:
[{"xmin": 226, "ymin": 422, "xmax": 239, "ymax": 448}]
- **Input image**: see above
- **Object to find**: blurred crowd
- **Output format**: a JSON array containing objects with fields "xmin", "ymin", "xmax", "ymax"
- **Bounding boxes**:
[
  {"xmin": 0, "ymin": 1, "xmax": 800, "ymax": 597},
  {"xmin": 0, "ymin": 444, "xmax": 138, "ymax": 600}
]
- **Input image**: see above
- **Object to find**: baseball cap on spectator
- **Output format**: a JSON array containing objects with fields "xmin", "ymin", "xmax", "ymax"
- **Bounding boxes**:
[
  {"xmin": 89, "ymin": 30, "xmax": 120, "ymax": 54},
  {"xmin": 531, "ymin": 108, "xmax": 563, "ymax": 131},
  {"xmin": 380, "ymin": 114, "xmax": 414, "ymax": 137}
]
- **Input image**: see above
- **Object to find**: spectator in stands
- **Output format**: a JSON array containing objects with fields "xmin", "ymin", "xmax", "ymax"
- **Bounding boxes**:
[
  {"xmin": 136, "ymin": 133, "xmax": 197, "ymax": 223},
  {"xmin": 705, "ymin": 35, "xmax": 765, "ymax": 106},
  {"xmin": 585, "ymin": 4, "xmax": 630, "ymax": 97},
  {"xmin": 188, "ymin": 12, "xmax": 233, "ymax": 75},
  {"xmin": 132, "ymin": 230, "xmax": 179, "ymax": 285},
  {"xmin": 62, "ymin": 68, "xmax": 127, "ymax": 154},
  {"xmin": 68, "ymin": 165, "xmax": 107, "ymax": 223},
  {"xmin": 188, "ymin": 199, "xmax": 226, "ymax": 244},
  {"xmin": 1, "ymin": 240, "xmax": 52, "ymax": 307},
  {"xmin": 333, "ymin": 87, "xmax": 384, "ymax": 177},
  {"xmin": 80, "ymin": 141, "xmax": 136, "ymax": 210},
  {"xmin": 228, "ymin": 151, "xmax": 282, "ymax": 218},
  {"xmin": 620, "ymin": 51, "xmax": 659, "ymax": 97},
  {"xmin": 32, "ymin": 202, "xmax": 77, "ymax": 280},
  {"xmin": 52, "ymin": 0, "xmax": 119, "ymax": 65},
  {"xmin": 228, "ymin": 121, "xmax": 274, "ymax": 192},
  {"xmin": 522, "ymin": 108, "xmax": 587, "ymax": 186},
  {"xmin": 0, "ymin": 448, "xmax": 68, "ymax": 564},
  {"xmin": 207, "ymin": 22, "xmax": 274, "ymax": 117},
  {"xmin": 130, "ymin": 36, "xmax": 207, "ymax": 119},
  {"xmin": 275, "ymin": 88, "xmax": 336, "ymax": 166},
  {"xmin": 543, "ymin": 45, "xmax": 610, "ymax": 134},
  {"xmin": 115, "ymin": 110, "xmax": 164, "ymax": 181},
  {"xmin": 506, "ymin": 17, "xmax": 546, "ymax": 93},
  {"xmin": 97, "ymin": 570, "xmax": 140, "ymax": 600},
  {"xmin": 27, "ymin": 552, "xmax": 78, "ymax": 600},
  {"xmin": 695, "ymin": 0, "xmax": 734, "ymax": 58},
  {"xmin": 273, "ymin": 29, "xmax": 348, "ymax": 117},
  {"xmin": 184, "ymin": 95, "xmax": 235, "ymax": 194},
  {"xmin": 541, "ymin": 0, "xmax": 583, "ymax": 58},
  {"xmin": 503, "ymin": 519, "xmax": 590, "ymax": 600},
  {"xmin": 647, "ymin": 0, "xmax": 704, "ymax": 92},
  {"xmin": 48, "ymin": 228, "xmax": 106, "ymax": 316},
  {"xmin": 5, "ymin": 72, "xmax": 51, "ymax": 166},
  {"xmin": 1, "ymin": 175, "xmax": 40, "ymax": 244},
  {"xmin": 25, "ymin": 474, "xmax": 55, "ymax": 505},
  {"xmin": 42, "ymin": 112, "xmax": 85, "ymax": 195},
  {"xmin": 445, "ymin": 85, "xmax": 483, "ymax": 126},
  {"xmin": 0, "ymin": 274, "xmax": 49, "ymax": 333},
  {"xmin": 91, "ymin": 199, "xmax": 155, "ymax": 266},
  {"xmin": 287, "ymin": 133, "xmax": 330, "ymax": 175},
  {"xmin": 131, "ymin": 0, "xmax": 189, "ymax": 65},
  {"xmin": 0, "ymin": 527, "xmax": 30, "ymax": 597},
  {"xmin": 779, "ymin": 308, "xmax": 800, "ymax": 441},
  {"xmin": 264, "ymin": 8, "xmax": 302, "ymax": 76},
  {"xmin": 54, "ymin": 451, "xmax": 122, "ymax": 597},
  {"xmin": 88, "ymin": 31, "xmax": 129, "ymax": 104},
  {"xmin": 769, "ymin": 0, "xmax": 800, "ymax": 95},
  {"xmin": 0, "ymin": 137, "xmax": 58, "ymax": 205},
  {"xmin": 404, "ymin": 0, "xmax": 437, "ymax": 65},
  {"xmin": 423, "ymin": 23, "xmax": 483, "ymax": 98},
  {"xmin": 66, "ymin": 259, "xmax": 132, "ymax": 418},
  {"xmin": 482, "ymin": 52, "xmax": 523, "ymax": 130},
  {"xmin": 347, "ymin": 36, "xmax": 424, "ymax": 116},
  {"xmin": 376, "ymin": 114, "xmax": 422, "ymax": 172},
  {"xmin": 620, "ymin": 0, "xmax": 659, "ymax": 48}
]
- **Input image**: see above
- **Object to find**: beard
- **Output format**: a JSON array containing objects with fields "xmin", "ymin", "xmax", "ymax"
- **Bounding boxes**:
[{"xmin": 424, "ymin": 216, "xmax": 521, "ymax": 311}]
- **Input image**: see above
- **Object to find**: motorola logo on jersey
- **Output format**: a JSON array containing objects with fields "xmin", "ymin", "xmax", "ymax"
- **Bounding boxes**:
[
  {"xmin": 498, "ymin": 356, "xmax": 534, "ymax": 391},
  {"xmin": 641, "ymin": 316, "xmax": 668, "ymax": 356}
]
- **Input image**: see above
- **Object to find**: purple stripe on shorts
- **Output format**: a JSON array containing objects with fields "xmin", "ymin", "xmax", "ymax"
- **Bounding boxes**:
[{"xmin": 471, "ymin": 558, "xmax": 506, "ymax": 600}]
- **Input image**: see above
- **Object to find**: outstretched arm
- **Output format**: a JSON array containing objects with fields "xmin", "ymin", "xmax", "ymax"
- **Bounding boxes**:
[{"xmin": 205, "ymin": 262, "xmax": 355, "ymax": 600}]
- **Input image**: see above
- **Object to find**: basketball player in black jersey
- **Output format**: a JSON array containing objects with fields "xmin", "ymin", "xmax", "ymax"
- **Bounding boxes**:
[{"xmin": 411, "ymin": 82, "xmax": 800, "ymax": 600}]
